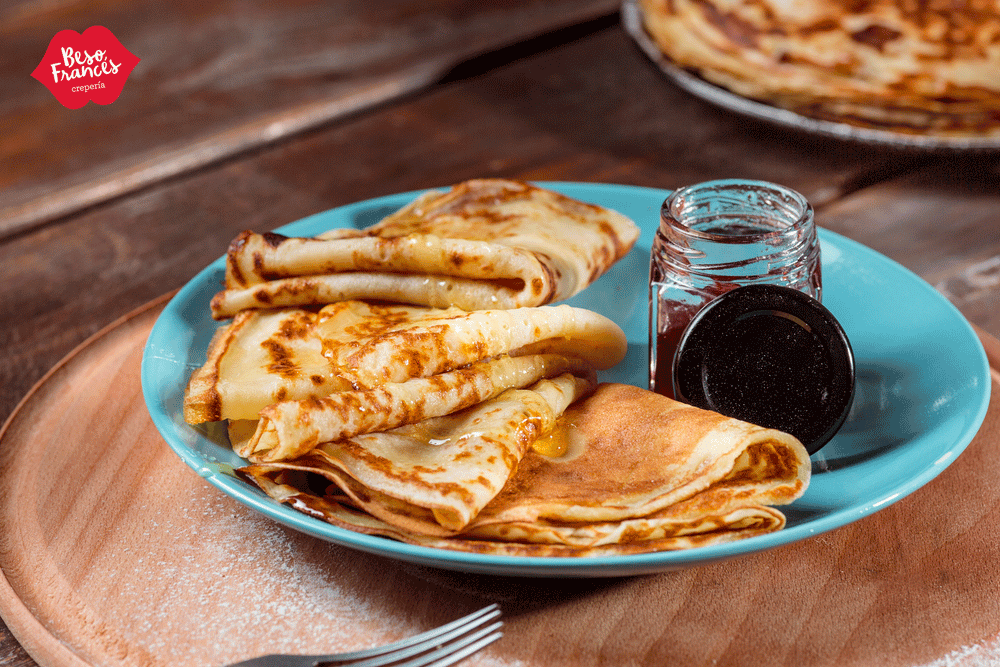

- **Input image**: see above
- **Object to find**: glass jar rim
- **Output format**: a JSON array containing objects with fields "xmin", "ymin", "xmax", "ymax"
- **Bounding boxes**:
[{"xmin": 661, "ymin": 179, "xmax": 814, "ymax": 242}]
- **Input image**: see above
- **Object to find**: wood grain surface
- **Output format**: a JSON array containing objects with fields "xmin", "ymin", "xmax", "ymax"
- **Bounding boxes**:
[
  {"xmin": 1, "ymin": 297, "xmax": 999, "ymax": 667},
  {"xmin": 3, "ymin": 5, "xmax": 1000, "ymax": 666},
  {"xmin": 1, "ymin": 0, "xmax": 617, "ymax": 236}
]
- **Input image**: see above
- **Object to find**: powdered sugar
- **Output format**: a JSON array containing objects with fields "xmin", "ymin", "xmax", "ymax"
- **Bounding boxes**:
[
  {"xmin": 90, "ymin": 478, "xmax": 515, "ymax": 667},
  {"xmin": 912, "ymin": 635, "xmax": 1000, "ymax": 667},
  {"xmin": 103, "ymin": 485, "xmax": 381, "ymax": 665}
]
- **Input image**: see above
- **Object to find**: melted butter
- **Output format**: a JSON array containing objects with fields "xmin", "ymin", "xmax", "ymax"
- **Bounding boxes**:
[
  {"xmin": 531, "ymin": 420, "xmax": 587, "ymax": 459},
  {"xmin": 531, "ymin": 429, "xmax": 569, "ymax": 458},
  {"xmin": 406, "ymin": 418, "xmax": 486, "ymax": 447}
]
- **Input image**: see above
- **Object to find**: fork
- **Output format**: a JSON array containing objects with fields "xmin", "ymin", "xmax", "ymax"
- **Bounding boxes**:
[{"xmin": 225, "ymin": 603, "xmax": 503, "ymax": 667}]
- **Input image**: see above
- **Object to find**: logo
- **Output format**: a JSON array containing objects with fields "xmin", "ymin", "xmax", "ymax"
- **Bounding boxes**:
[{"xmin": 31, "ymin": 26, "xmax": 140, "ymax": 109}]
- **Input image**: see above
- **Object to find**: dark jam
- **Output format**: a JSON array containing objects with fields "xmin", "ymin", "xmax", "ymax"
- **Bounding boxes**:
[
  {"xmin": 648, "ymin": 180, "xmax": 823, "ymax": 402},
  {"xmin": 651, "ymin": 284, "xmax": 735, "ymax": 399},
  {"xmin": 650, "ymin": 264, "xmax": 821, "ymax": 400}
]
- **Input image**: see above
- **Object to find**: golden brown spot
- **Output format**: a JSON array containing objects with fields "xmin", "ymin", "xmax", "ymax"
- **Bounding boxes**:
[
  {"xmin": 253, "ymin": 288, "xmax": 274, "ymax": 305},
  {"xmin": 797, "ymin": 18, "xmax": 839, "ymax": 36},
  {"xmin": 491, "ymin": 277, "xmax": 527, "ymax": 293},
  {"xmin": 276, "ymin": 313, "xmax": 313, "ymax": 340},
  {"xmin": 261, "ymin": 231, "xmax": 289, "ymax": 248},
  {"xmin": 619, "ymin": 524, "xmax": 657, "ymax": 544},
  {"xmin": 225, "ymin": 231, "xmax": 254, "ymax": 288},
  {"xmin": 850, "ymin": 24, "xmax": 903, "ymax": 52},
  {"xmin": 274, "ymin": 278, "xmax": 319, "ymax": 299},
  {"xmin": 261, "ymin": 339, "xmax": 301, "ymax": 379},
  {"xmin": 350, "ymin": 484, "xmax": 372, "ymax": 504},
  {"xmin": 252, "ymin": 251, "xmax": 266, "ymax": 276},
  {"xmin": 696, "ymin": 0, "xmax": 760, "ymax": 48},
  {"xmin": 530, "ymin": 261, "xmax": 558, "ymax": 303}
]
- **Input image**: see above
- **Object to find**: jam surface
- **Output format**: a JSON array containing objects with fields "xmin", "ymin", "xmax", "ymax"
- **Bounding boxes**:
[{"xmin": 650, "ymin": 262, "xmax": 821, "ymax": 400}]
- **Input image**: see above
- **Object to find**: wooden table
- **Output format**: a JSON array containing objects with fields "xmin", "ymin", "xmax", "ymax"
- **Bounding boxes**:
[{"xmin": 2, "ymin": 2, "xmax": 999, "ymax": 666}]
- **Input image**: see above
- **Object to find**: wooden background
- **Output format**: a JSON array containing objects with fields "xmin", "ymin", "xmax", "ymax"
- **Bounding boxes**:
[{"xmin": 2, "ymin": 1, "xmax": 1000, "ymax": 665}]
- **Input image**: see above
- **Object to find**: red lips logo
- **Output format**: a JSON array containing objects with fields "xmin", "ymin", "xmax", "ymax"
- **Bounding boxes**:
[{"xmin": 31, "ymin": 26, "xmax": 140, "ymax": 109}]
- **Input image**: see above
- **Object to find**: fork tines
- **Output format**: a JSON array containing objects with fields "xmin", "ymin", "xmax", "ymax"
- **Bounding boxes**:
[{"xmin": 226, "ymin": 603, "xmax": 503, "ymax": 667}]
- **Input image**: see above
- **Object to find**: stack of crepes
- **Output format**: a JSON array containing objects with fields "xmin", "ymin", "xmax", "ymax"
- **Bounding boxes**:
[
  {"xmin": 637, "ymin": 0, "xmax": 1000, "ymax": 138},
  {"xmin": 183, "ymin": 178, "xmax": 811, "ymax": 556},
  {"xmin": 239, "ymin": 383, "xmax": 811, "ymax": 555}
]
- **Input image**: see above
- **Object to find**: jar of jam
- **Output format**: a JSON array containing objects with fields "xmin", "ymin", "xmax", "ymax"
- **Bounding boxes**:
[{"xmin": 649, "ymin": 179, "xmax": 822, "ymax": 399}]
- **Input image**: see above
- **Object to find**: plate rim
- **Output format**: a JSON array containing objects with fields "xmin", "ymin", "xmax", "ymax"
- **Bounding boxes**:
[
  {"xmin": 620, "ymin": 0, "xmax": 1000, "ymax": 152},
  {"xmin": 141, "ymin": 181, "xmax": 992, "ymax": 577}
]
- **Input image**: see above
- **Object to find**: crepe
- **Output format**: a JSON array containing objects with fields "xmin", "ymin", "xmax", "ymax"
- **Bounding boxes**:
[
  {"xmin": 210, "ymin": 179, "xmax": 640, "ymax": 318},
  {"xmin": 244, "ymin": 353, "xmax": 595, "ymax": 462},
  {"xmin": 183, "ymin": 307, "xmax": 345, "ymax": 424},
  {"xmin": 637, "ymin": 0, "xmax": 1000, "ymax": 137},
  {"xmin": 249, "ymin": 481, "xmax": 790, "ymax": 556},
  {"xmin": 183, "ymin": 300, "xmax": 627, "ymax": 424},
  {"xmin": 319, "ymin": 300, "xmax": 628, "ymax": 387},
  {"xmin": 240, "ymin": 383, "xmax": 811, "ymax": 554},
  {"xmin": 242, "ymin": 374, "xmax": 596, "ymax": 535}
]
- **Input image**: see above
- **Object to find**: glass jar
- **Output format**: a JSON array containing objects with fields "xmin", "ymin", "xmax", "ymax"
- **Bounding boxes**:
[{"xmin": 649, "ymin": 179, "xmax": 822, "ymax": 399}]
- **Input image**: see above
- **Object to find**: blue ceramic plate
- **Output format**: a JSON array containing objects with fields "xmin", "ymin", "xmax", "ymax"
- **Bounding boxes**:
[{"xmin": 141, "ymin": 183, "xmax": 990, "ymax": 577}]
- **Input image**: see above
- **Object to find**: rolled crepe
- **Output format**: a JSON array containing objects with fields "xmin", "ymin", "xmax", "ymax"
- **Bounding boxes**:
[
  {"xmin": 210, "ymin": 179, "xmax": 640, "ymax": 318},
  {"xmin": 183, "ymin": 300, "xmax": 627, "ymax": 424},
  {"xmin": 239, "ymin": 383, "xmax": 811, "ymax": 554},
  {"xmin": 320, "ymin": 300, "xmax": 628, "ymax": 387}
]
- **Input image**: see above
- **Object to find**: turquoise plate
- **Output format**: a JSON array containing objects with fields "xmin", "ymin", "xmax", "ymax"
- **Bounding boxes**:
[{"xmin": 141, "ymin": 183, "xmax": 991, "ymax": 577}]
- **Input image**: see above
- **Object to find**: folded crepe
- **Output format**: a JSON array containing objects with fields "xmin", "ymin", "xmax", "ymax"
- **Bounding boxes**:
[
  {"xmin": 243, "ymin": 374, "xmax": 596, "ymax": 534},
  {"xmin": 184, "ymin": 307, "xmax": 344, "ymax": 424},
  {"xmin": 637, "ymin": 0, "xmax": 1000, "ymax": 137},
  {"xmin": 243, "ymin": 353, "xmax": 595, "ymax": 462},
  {"xmin": 210, "ymin": 179, "xmax": 640, "ymax": 318},
  {"xmin": 250, "ymin": 481, "xmax": 791, "ymax": 556},
  {"xmin": 240, "ymin": 383, "xmax": 811, "ymax": 555},
  {"xmin": 183, "ymin": 300, "xmax": 627, "ymax": 424},
  {"xmin": 319, "ymin": 300, "xmax": 628, "ymax": 387}
]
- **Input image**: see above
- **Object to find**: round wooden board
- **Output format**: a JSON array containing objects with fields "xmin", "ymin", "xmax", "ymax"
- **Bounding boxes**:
[{"xmin": 1, "ymin": 297, "xmax": 1000, "ymax": 667}]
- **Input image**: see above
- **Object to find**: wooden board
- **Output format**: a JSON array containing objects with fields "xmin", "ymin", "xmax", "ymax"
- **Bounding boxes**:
[{"xmin": 1, "ymin": 297, "xmax": 999, "ymax": 667}]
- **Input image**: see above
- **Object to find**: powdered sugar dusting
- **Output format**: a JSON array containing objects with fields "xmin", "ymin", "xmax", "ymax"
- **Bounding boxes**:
[
  {"xmin": 912, "ymin": 635, "xmax": 1000, "ymax": 667},
  {"xmin": 83, "ymin": 476, "xmax": 518, "ymax": 667},
  {"xmin": 101, "ymin": 482, "xmax": 395, "ymax": 666}
]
